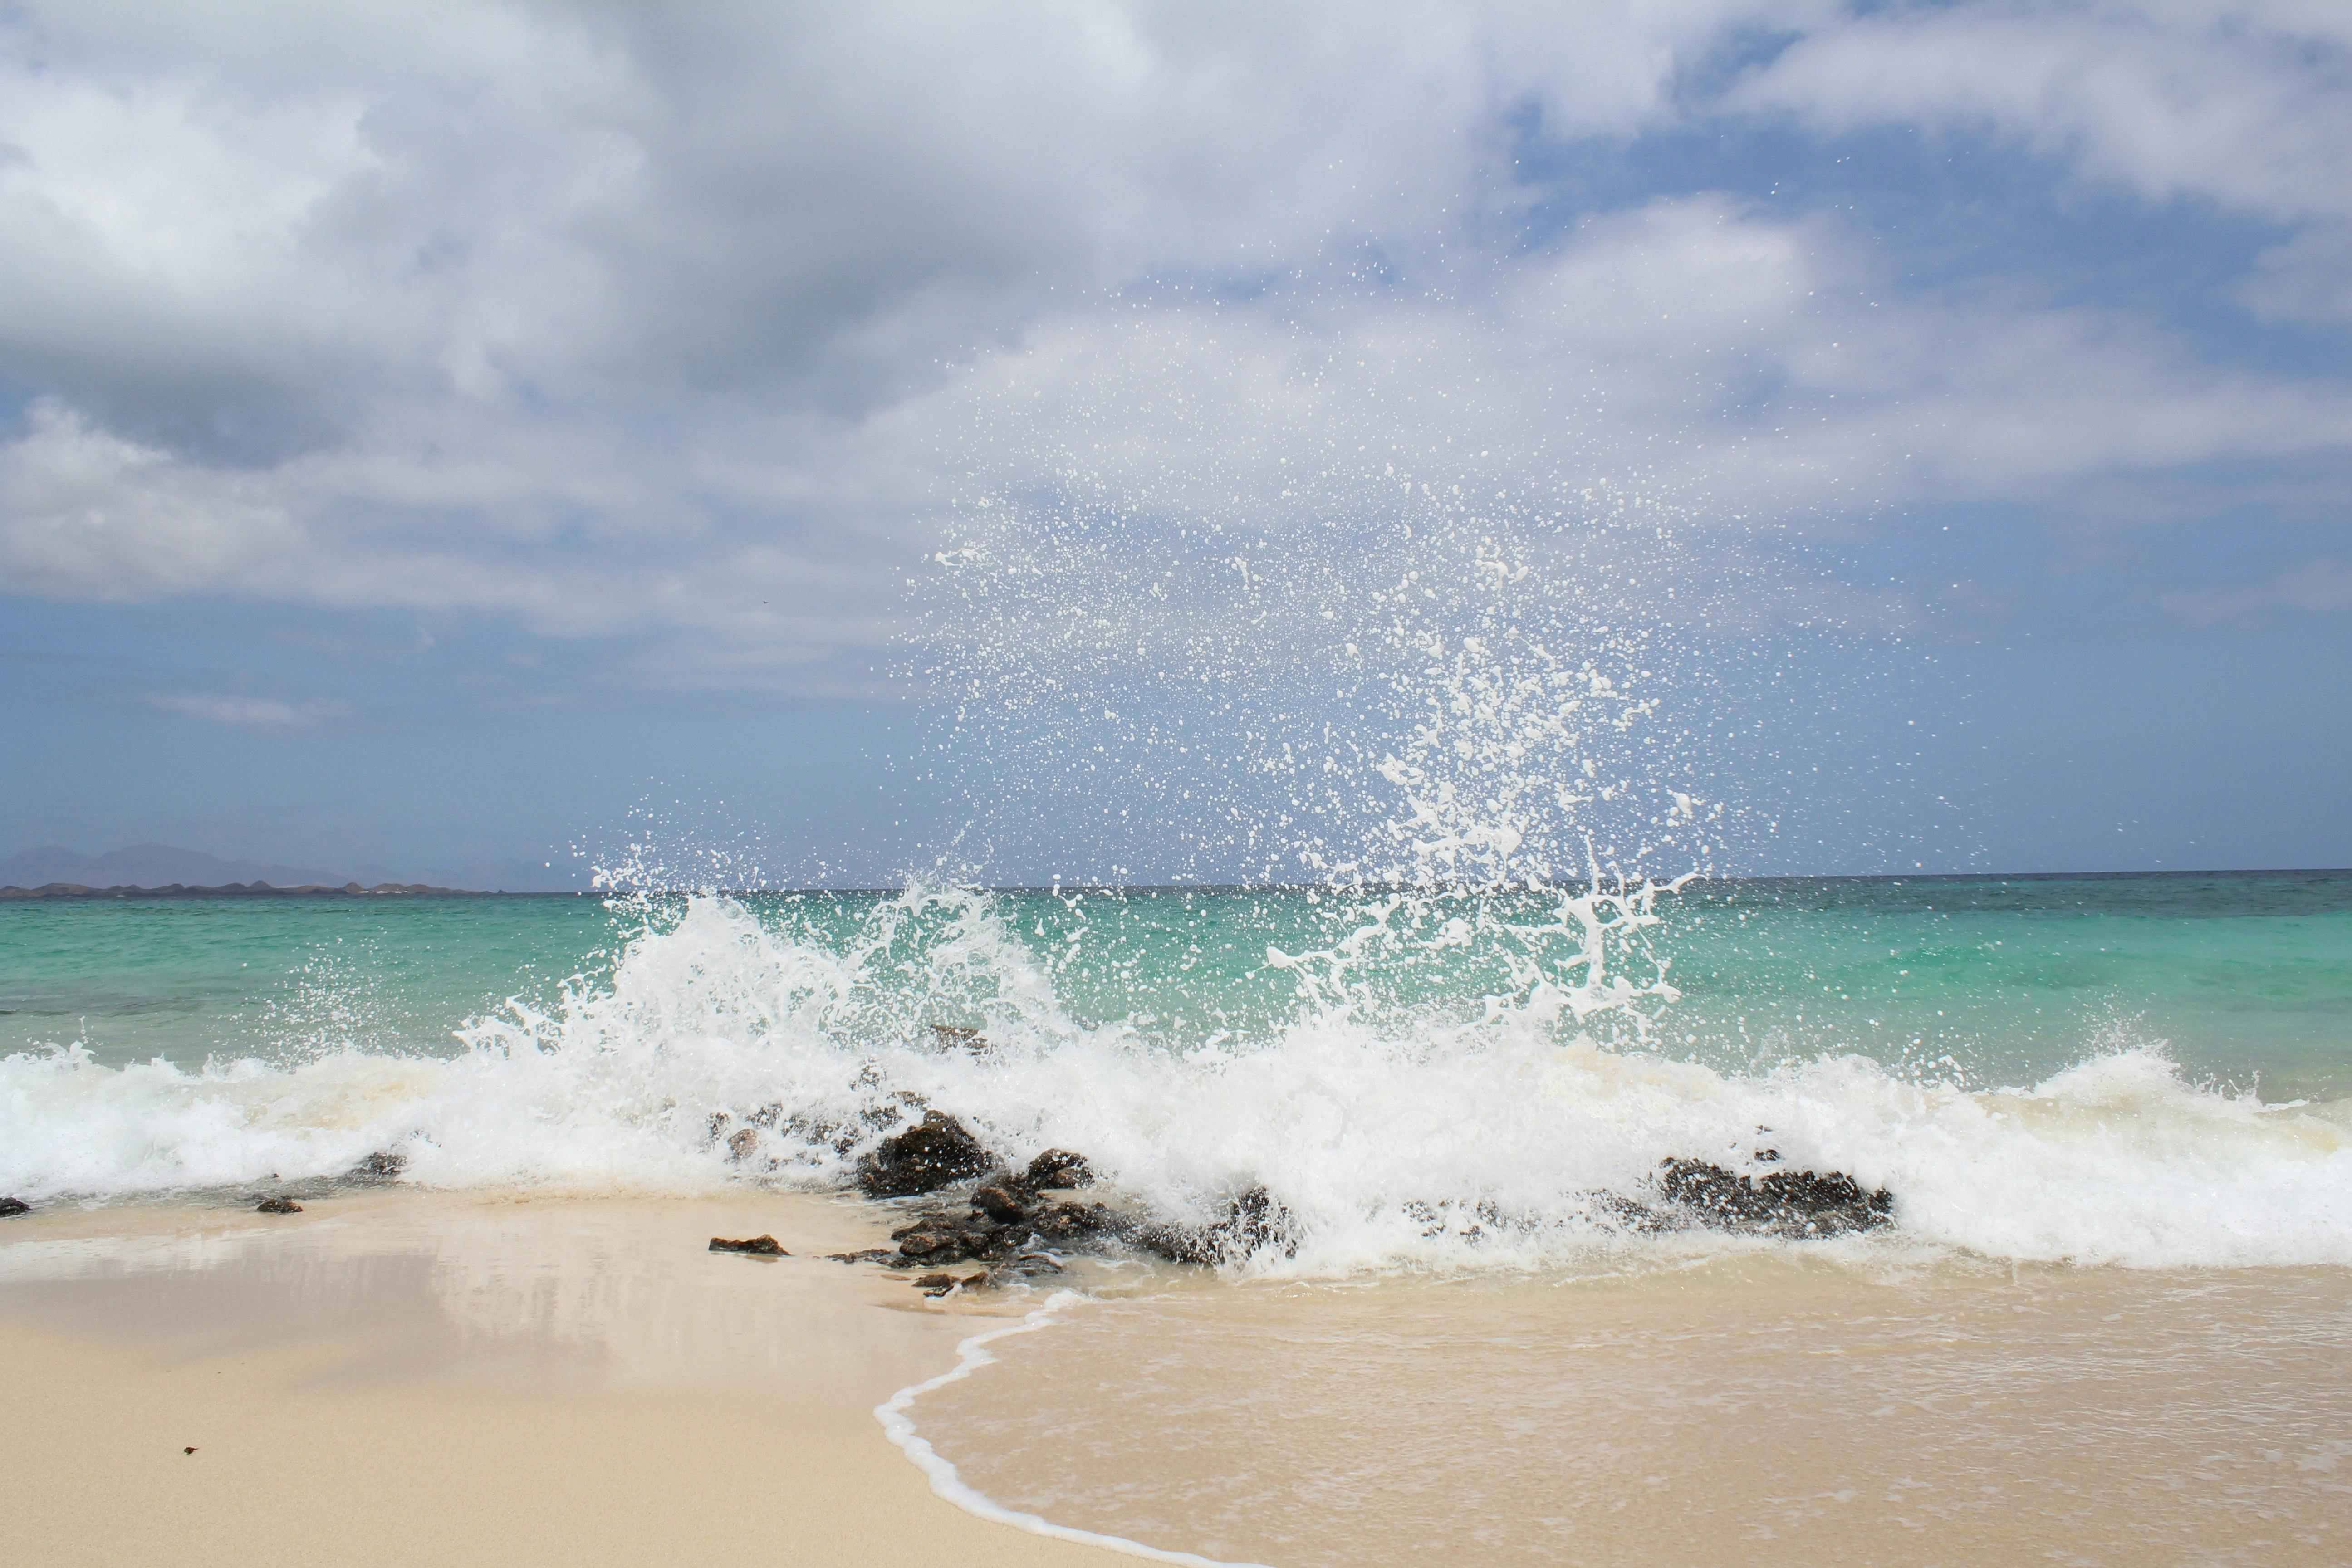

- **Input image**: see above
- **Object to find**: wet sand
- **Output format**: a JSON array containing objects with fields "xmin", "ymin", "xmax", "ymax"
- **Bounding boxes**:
[
  {"xmin": 918, "ymin": 1252, "xmax": 2352, "ymax": 1567},
  {"xmin": 10, "ymin": 1188, "xmax": 2347, "ymax": 1567},
  {"xmin": 0, "ymin": 1189, "xmax": 1125, "ymax": 1568}
]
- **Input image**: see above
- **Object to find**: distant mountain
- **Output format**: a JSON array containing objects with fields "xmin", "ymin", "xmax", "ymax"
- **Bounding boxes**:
[{"xmin": 0, "ymin": 843, "xmax": 365, "ymax": 891}]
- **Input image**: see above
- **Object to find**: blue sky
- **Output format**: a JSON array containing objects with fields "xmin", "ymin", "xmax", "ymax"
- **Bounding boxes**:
[{"xmin": 1, "ymin": 2, "xmax": 2347, "ymax": 887}]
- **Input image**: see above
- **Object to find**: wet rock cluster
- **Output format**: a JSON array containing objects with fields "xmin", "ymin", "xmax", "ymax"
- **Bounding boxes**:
[
  {"xmin": 1130, "ymin": 1186, "xmax": 1298, "ymax": 1266},
  {"xmin": 828, "ymin": 1142, "xmax": 1113, "ymax": 1289},
  {"xmin": 814, "ymin": 1106, "xmax": 1319, "ymax": 1294},
  {"xmin": 818, "ymin": 1106, "xmax": 1900, "ymax": 1295},
  {"xmin": 1653, "ymin": 1157, "xmax": 1894, "ymax": 1237},
  {"xmin": 347, "ymin": 1149, "xmax": 407, "ymax": 1183},
  {"xmin": 254, "ymin": 1196, "xmax": 304, "ymax": 1214},
  {"xmin": 703, "ymin": 1075, "xmax": 1899, "ymax": 1296}
]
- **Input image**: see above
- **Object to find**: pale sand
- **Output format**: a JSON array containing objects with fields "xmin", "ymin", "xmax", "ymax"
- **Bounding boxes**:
[
  {"xmin": 0, "ymin": 1189, "xmax": 1127, "ymax": 1567},
  {"xmin": 919, "ymin": 1254, "xmax": 2352, "ymax": 1567}
]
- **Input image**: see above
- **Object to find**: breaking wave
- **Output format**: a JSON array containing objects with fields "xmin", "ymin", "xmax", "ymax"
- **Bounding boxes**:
[{"xmin": 4, "ymin": 885, "xmax": 2346, "ymax": 1272}]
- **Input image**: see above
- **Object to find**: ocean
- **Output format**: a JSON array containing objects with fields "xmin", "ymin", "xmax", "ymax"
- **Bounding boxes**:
[
  {"xmin": 4, "ymin": 873, "xmax": 2348, "ymax": 1562},
  {"xmin": 5, "ymin": 873, "xmax": 2347, "ymax": 1217}
]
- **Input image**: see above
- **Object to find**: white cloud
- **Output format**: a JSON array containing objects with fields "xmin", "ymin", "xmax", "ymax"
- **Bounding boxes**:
[
  {"xmin": 1728, "ymin": 3, "xmax": 2352, "ymax": 225},
  {"xmin": 11, "ymin": 193, "xmax": 2352, "ymax": 671},
  {"xmin": 0, "ymin": 398, "xmax": 303, "ymax": 597},
  {"xmin": 145, "ymin": 692, "xmax": 354, "ymax": 730},
  {"xmin": 1, "ymin": 1, "xmax": 2349, "ymax": 685}
]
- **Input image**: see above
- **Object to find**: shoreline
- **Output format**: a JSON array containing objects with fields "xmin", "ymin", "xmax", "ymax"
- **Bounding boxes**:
[
  {"xmin": 0, "ymin": 1188, "xmax": 1131, "ymax": 1567},
  {"xmin": 8, "ymin": 1186, "xmax": 2349, "ymax": 1566}
]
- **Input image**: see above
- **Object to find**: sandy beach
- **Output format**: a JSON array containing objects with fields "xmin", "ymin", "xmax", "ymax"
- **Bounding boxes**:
[
  {"xmin": 916, "ymin": 1254, "xmax": 2352, "ymax": 1566},
  {"xmin": 0, "ymin": 1189, "xmax": 1125, "ymax": 1568}
]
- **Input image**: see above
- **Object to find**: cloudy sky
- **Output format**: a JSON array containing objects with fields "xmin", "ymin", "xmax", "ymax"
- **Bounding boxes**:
[{"xmin": 2, "ymin": 1, "xmax": 2347, "ymax": 886}]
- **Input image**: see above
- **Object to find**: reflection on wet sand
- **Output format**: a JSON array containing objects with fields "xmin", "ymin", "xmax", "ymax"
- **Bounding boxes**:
[{"xmin": 0, "ymin": 1190, "xmax": 1122, "ymax": 1568}]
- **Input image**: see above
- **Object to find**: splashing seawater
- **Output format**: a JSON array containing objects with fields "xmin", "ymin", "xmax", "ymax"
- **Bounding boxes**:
[
  {"xmin": 5, "ymin": 392, "xmax": 2347, "ymax": 1272},
  {"xmin": 5, "ymin": 881, "xmax": 2348, "ymax": 1272}
]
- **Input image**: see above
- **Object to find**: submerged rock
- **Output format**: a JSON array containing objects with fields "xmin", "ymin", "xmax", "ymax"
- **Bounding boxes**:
[
  {"xmin": 1656, "ymin": 1158, "xmax": 1893, "ymax": 1237},
  {"xmin": 864, "ymin": 1182, "xmax": 1118, "ymax": 1275},
  {"xmin": 1026, "ymin": 1200, "xmax": 1115, "ymax": 1243},
  {"xmin": 1133, "ymin": 1186, "xmax": 1296, "ymax": 1265},
  {"xmin": 255, "ymin": 1197, "xmax": 303, "ymax": 1214},
  {"xmin": 0, "ymin": 1196, "xmax": 29, "ymax": 1217},
  {"xmin": 1586, "ymin": 1190, "xmax": 1672, "ymax": 1234},
  {"xmin": 928, "ymin": 1024, "xmax": 988, "ymax": 1054},
  {"xmin": 345, "ymin": 1149, "xmax": 407, "ymax": 1183},
  {"xmin": 709, "ymin": 1235, "xmax": 789, "ymax": 1255},
  {"xmin": 857, "ymin": 1112, "xmax": 995, "ymax": 1197}
]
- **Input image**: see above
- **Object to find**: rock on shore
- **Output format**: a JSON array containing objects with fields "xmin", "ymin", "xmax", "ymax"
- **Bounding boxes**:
[
  {"xmin": 708, "ymin": 1235, "xmax": 789, "ymax": 1255},
  {"xmin": 1655, "ymin": 1158, "xmax": 1893, "ymax": 1236},
  {"xmin": 827, "ymin": 1106, "xmax": 1899, "ymax": 1296},
  {"xmin": 855, "ymin": 1111, "xmax": 998, "ymax": 1197}
]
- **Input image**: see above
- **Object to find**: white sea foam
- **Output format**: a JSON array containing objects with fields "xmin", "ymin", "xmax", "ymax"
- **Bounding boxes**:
[{"xmin": 3, "ymin": 887, "xmax": 2345, "ymax": 1272}]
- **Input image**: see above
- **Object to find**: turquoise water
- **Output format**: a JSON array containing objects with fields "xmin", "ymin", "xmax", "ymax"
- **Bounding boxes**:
[
  {"xmin": 6, "ymin": 872, "xmax": 2345, "ymax": 1098},
  {"xmin": 3, "ymin": 872, "xmax": 2348, "ymax": 1271}
]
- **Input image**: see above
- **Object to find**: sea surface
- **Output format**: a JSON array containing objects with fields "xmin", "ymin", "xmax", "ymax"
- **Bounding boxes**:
[
  {"xmin": 5, "ymin": 872, "xmax": 2349, "ymax": 1563},
  {"xmin": 3, "ymin": 871, "xmax": 2348, "ymax": 1249}
]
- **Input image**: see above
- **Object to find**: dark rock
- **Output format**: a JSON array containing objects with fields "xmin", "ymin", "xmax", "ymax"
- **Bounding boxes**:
[
  {"xmin": 709, "ymin": 1235, "xmax": 788, "ymax": 1255},
  {"xmin": 959, "ymin": 1271, "xmax": 990, "ymax": 1291},
  {"xmin": 255, "ymin": 1197, "xmax": 303, "ymax": 1214},
  {"xmin": 890, "ymin": 1222, "xmax": 968, "ymax": 1259},
  {"xmin": 823, "ymin": 1248, "xmax": 900, "ymax": 1264},
  {"xmin": 1401, "ymin": 1198, "xmax": 1500, "ymax": 1241},
  {"xmin": 1017, "ymin": 1149, "xmax": 1095, "ymax": 1191},
  {"xmin": 912, "ymin": 1272, "xmax": 959, "ymax": 1295},
  {"xmin": 726, "ymin": 1127, "xmax": 761, "ymax": 1162},
  {"xmin": 0, "ymin": 1196, "xmax": 29, "ymax": 1217},
  {"xmin": 1133, "ymin": 1186, "xmax": 1295, "ymax": 1265},
  {"xmin": 1587, "ymin": 1191, "xmax": 1671, "ymax": 1234},
  {"xmin": 887, "ymin": 1207, "xmax": 1024, "ymax": 1266},
  {"xmin": 1026, "ymin": 1200, "xmax": 1114, "ymax": 1243},
  {"xmin": 346, "ymin": 1150, "xmax": 406, "ymax": 1183},
  {"xmin": 971, "ymin": 1181, "xmax": 1033, "ymax": 1225},
  {"xmin": 1656, "ymin": 1158, "xmax": 1893, "ymax": 1237},
  {"xmin": 856, "ymin": 1112, "xmax": 995, "ymax": 1197},
  {"xmin": 929, "ymin": 1024, "xmax": 988, "ymax": 1053}
]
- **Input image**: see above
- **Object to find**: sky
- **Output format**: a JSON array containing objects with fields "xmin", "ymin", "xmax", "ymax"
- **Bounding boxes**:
[{"xmin": 1, "ymin": 1, "xmax": 2347, "ymax": 887}]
